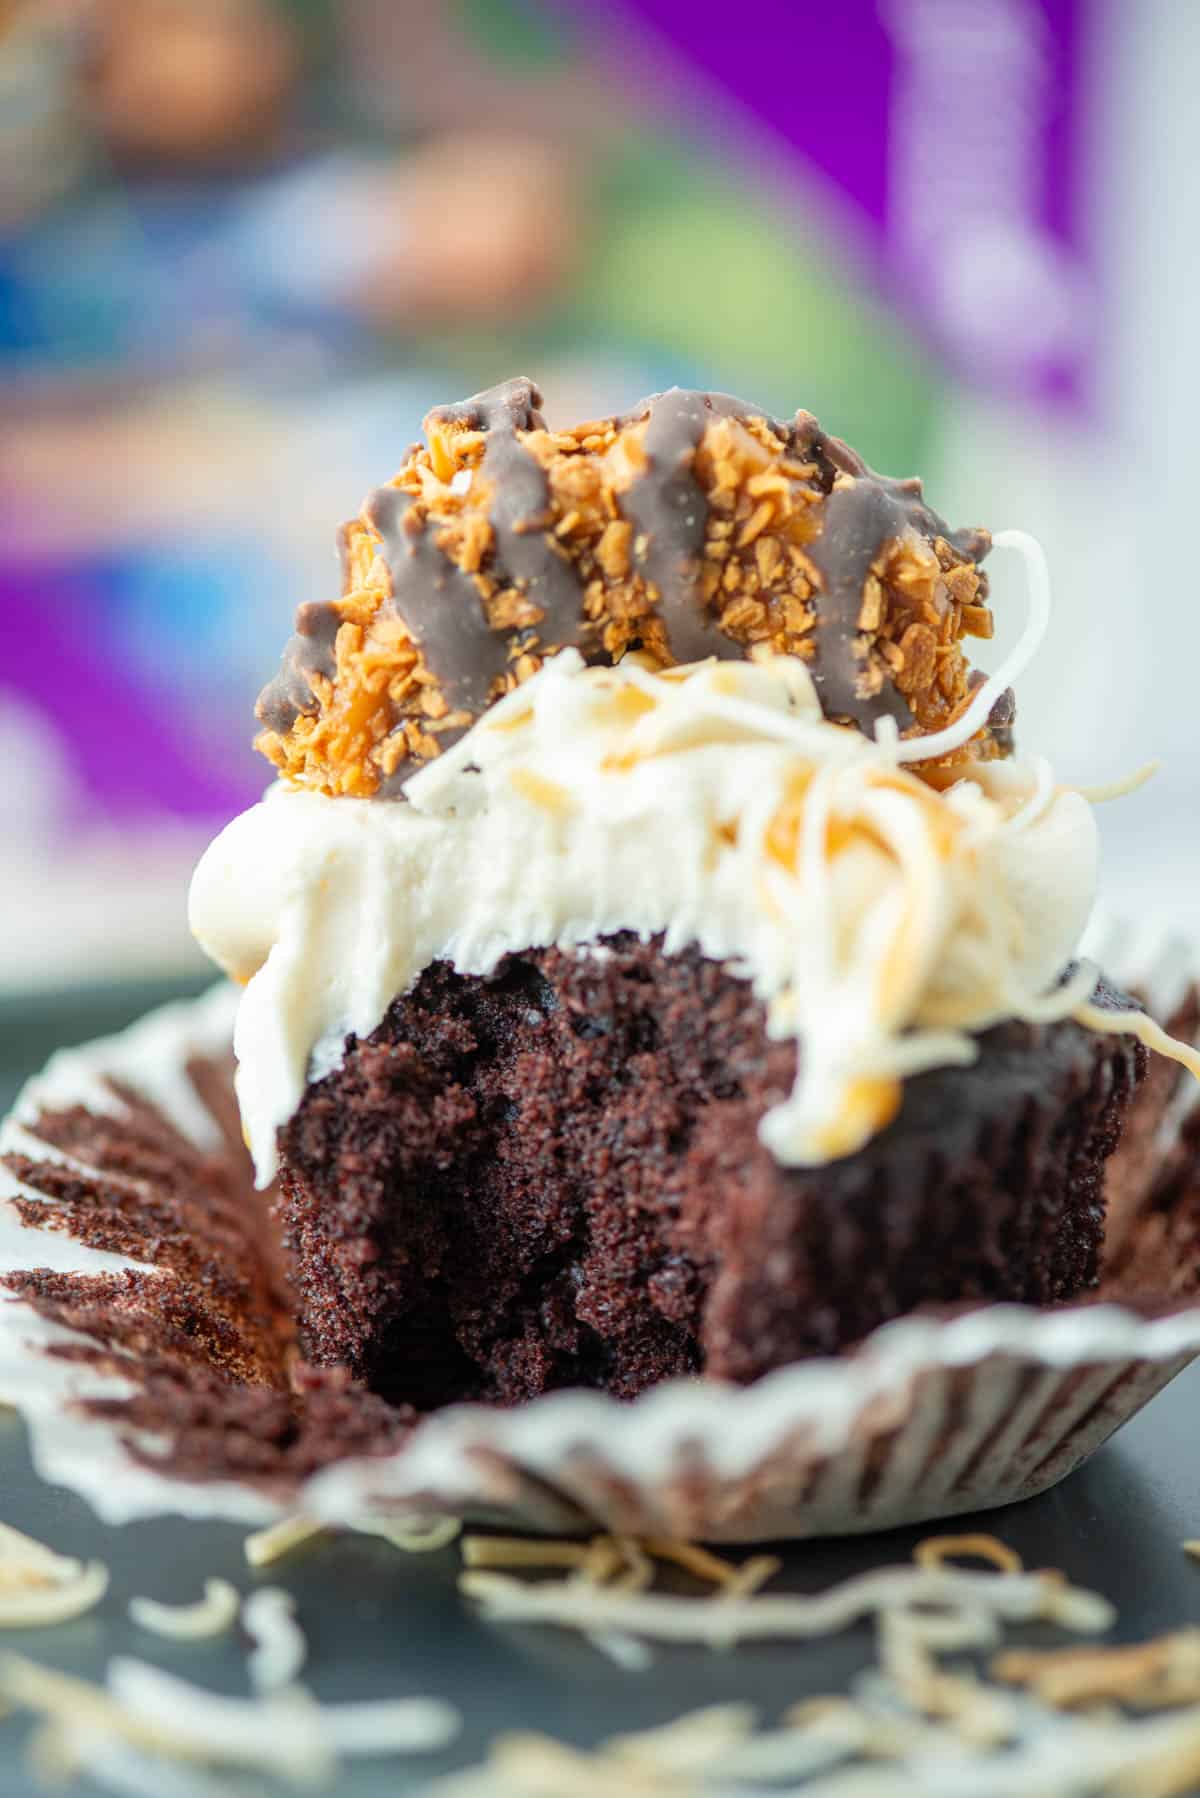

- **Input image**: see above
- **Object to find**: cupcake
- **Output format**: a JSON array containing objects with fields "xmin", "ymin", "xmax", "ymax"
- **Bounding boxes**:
[{"xmin": 190, "ymin": 379, "xmax": 1196, "ymax": 1411}]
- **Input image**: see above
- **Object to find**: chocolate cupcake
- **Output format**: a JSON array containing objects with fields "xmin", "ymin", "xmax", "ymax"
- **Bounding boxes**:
[
  {"xmin": 190, "ymin": 380, "xmax": 1197, "ymax": 1414},
  {"xmin": 277, "ymin": 941, "xmax": 1141, "ymax": 1403}
]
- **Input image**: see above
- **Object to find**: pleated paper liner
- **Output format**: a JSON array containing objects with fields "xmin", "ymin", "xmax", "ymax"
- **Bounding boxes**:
[{"xmin": 0, "ymin": 910, "xmax": 1196, "ymax": 1543}]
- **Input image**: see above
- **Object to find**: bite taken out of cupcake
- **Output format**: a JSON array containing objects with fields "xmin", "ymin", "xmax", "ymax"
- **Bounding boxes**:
[{"xmin": 190, "ymin": 379, "xmax": 1200, "ymax": 1407}]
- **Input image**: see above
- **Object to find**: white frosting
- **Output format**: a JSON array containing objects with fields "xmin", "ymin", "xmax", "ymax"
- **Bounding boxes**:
[{"xmin": 190, "ymin": 652, "xmax": 1098, "ymax": 1187}]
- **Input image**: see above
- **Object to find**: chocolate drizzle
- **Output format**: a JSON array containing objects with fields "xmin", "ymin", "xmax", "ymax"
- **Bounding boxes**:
[
  {"xmin": 806, "ymin": 455, "xmax": 992, "ymax": 732},
  {"xmin": 256, "ymin": 378, "xmax": 1000, "ymax": 796},
  {"xmin": 364, "ymin": 380, "xmax": 596, "ymax": 792},
  {"xmin": 363, "ymin": 485, "xmax": 500, "ymax": 717},
  {"xmin": 429, "ymin": 378, "xmax": 586, "ymax": 652},
  {"xmin": 620, "ymin": 389, "xmax": 762, "ymax": 662},
  {"xmin": 256, "ymin": 601, "xmax": 342, "ymax": 736}
]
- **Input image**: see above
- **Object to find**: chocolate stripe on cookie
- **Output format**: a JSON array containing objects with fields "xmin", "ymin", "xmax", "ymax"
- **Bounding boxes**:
[
  {"xmin": 254, "ymin": 381, "xmax": 999, "ymax": 798},
  {"xmin": 428, "ymin": 378, "xmax": 588, "ymax": 654},
  {"xmin": 257, "ymin": 601, "xmax": 342, "ymax": 736},
  {"xmin": 364, "ymin": 485, "xmax": 502, "ymax": 716},
  {"xmin": 620, "ymin": 389, "xmax": 768, "ymax": 663}
]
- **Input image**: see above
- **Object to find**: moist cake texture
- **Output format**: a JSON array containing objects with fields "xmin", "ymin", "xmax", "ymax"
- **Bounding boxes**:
[{"xmin": 277, "ymin": 937, "xmax": 1144, "ymax": 1403}]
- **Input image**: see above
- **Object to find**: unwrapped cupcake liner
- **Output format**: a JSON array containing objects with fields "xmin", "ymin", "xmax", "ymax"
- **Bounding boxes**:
[{"xmin": 0, "ymin": 912, "xmax": 1196, "ymax": 1544}]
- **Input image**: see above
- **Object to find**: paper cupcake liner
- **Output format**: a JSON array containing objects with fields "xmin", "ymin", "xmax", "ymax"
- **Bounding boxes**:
[{"xmin": 0, "ymin": 915, "xmax": 1197, "ymax": 1543}]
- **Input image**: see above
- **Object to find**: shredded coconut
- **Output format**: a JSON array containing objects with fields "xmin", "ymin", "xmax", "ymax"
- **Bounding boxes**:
[
  {"xmin": 355, "ymin": 1515, "xmax": 462, "ymax": 1553},
  {"xmin": 196, "ymin": 646, "xmax": 1107, "ymax": 1181},
  {"xmin": 0, "ymin": 1558, "xmax": 108, "ymax": 1629},
  {"xmin": 914, "ymin": 1534, "xmax": 1025, "ymax": 1576},
  {"xmin": 1074, "ymin": 1001, "xmax": 1200, "ymax": 1084},
  {"xmin": 128, "ymin": 1580, "xmax": 239, "ymax": 1642},
  {"xmin": 0, "ymin": 1521, "xmax": 85, "ymax": 1585},
  {"xmin": 457, "ymin": 1562, "xmax": 1112, "ymax": 1647},
  {"xmin": 891, "ymin": 527, "xmax": 1050, "ymax": 767},
  {"xmin": 0, "ymin": 1651, "xmax": 462, "ymax": 1786},
  {"xmin": 1075, "ymin": 760, "xmax": 1161, "ymax": 805},
  {"xmin": 242, "ymin": 1588, "xmax": 306, "ymax": 1692},
  {"xmin": 243, "ymin": 1516, "xmax": 326, "ymax": 1567},
  {"xmin": 434, "ymin": 1534, "xmax": 1200, "ymax": 1798}
]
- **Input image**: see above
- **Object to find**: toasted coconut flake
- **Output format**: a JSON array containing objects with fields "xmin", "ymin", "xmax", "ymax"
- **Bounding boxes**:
[
  {"xmin": 1075, "ymin": 760, "xmax": 1160, "ymax": 804},
  {"xmin": 0, "ymin": 1655, "xmax": 208, "ymax": 1767},
  {"xmin": 460, "ymin": 1533, "xmax": 591, "ymax": 1572},
  {"xmin": 914, "ymin": 1534, "xmax": 1024, "ymax": 1576},
  {"xmin": 2, "ymin": 1653, "xmax": 330, "ymax": 1783},
  {"xmin": 705, "ymin": 1556, "xmax": 784, "ymax": 1652},
  {"xmin": 639, "ymin": 1538, "xmax": 745, "ymax": 1588},
  {"xmin": 1074, "ymin": 999, "xmax": 1200, "ymax": 1086},
  {"xmin": 1, "ymin": 1648, "xmax": 460, "ymax": 1787},
  {"xmin": 585, "ymin": 1629, "xmax": 654, "ymax": 1672},
  {"xmin": 436, "ymin": 1697, "xmax": 1200, "ymax": 1798},
  {"xmin": 459, "ymin": 1562, "xmax": 1113, "ymax": 1648},
  {"xmin": 993, "ymin": 1632, "xmax": 1200, "ymax": 1712},
  {"xmin": 106, "ymin": 1659, "xmax": 334, "ymax": 1782},
  {"xmin": 243, "ymin": 1516, "xmax": 326, "ymax": 1568},
  {"xmin": 460, "ymin": 1531, "xmax": 774, "ymax": 1598},
  {"xmin": 242, "ymin": 1588, "xmax": 306, "ymax": 1692},
  {"xmin": 717, "ymin": 1554, "xmax": 783, "ymax": 1602},
  {"xmin": 355, "ymin": 1515, "xmax": 462, "ymax": 1553},
  {"xmin": 129, "ymin": 1580, "xmax": 239, "ymax": 1642},
  {"xmin": 490, "ymin": 1731, "xmax": 686, "ymax": 1797},
  {"xmin": 609, "ymin": 1537, "xmax": 655, "ymax": 1594},
  {"xmin": 318, "ymin": 1694, "xmax": 462, "ymax": 1755},
  {"xmin": 66, "ymin": 1736, "xmax": 248, "ymax": 1798},
  {"xmin": 881, "ymin": 1610, "xmax": 1016, "ymax": 1746},
  {"xmin": 702, "ymin": 1722, "xmax": 864, "ymax": 1784},
  {"xmin": 25, "ymin": 1719, "xmax": 81, "ymax": 1787},
  {"xmin": 0, "ymin": 1559, "xmax": 108, "ymax": 1628},
  {"xmin": 576, "ymin": 1537, "xmax": 627, "ymax": 1587},
  {"xmin": 433, "ymin": 1522, "xmax": 1200, "ymax": 1798},
  {"xmin": 0, "ymin": 1522, "xmax": 84, "ymax": 1584},
  {"xmin": 606, "ymin": 1702, "xmax": 758, "ymax": 1774}
]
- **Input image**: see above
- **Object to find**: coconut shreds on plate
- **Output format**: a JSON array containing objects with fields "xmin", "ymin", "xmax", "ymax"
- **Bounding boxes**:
[
  {"xmin": 457, "ymin": 1559, "xmax": 1113, "ymax": 1644},
  {"xmin": 0, "ymin": 1519, "xmax": 110, "ymax": 1628},
  {"xmin": 426, "ymin": 1531, "xmax": 1200, "ymax": 1797},
  {"xmin": 128, "ymin": 1580, "xmax": 240, "ymax": 1642},
  {"xmin": 427, "ymin": 1700, "xmax": 1200, "ymax": 1797},
  {"xmin": 355, "ymin": 1515, "xmax": 463, "ymax": 1553},
  {"xmin": 0, "ymin": 1651, "xmax": 463, "ymax": 1788},
  {"xmin": 0, "ymin": 1520, "xmax": 462, "ymax": 1796},
  {"xmin": 242, "ymin": 1512, "xmax": 463, "ymax": 1568},
  {"xmin": 242, "ymin": 1515, "xmax": 327, "ymax": 1568},
  {"xmin": 13, "ymin": 1515, "xmax": 1200, "ymax": 1795},
  {"xmin": 242, "ymin": 1586, "xmax": 307, "ymax": 1692},
  {"xmin": 35, "ymin": 1732, "xmax": 250, "ymax": 1798}
]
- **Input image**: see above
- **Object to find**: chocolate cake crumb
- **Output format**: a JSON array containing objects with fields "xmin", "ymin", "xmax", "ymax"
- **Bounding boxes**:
[
  {"xmin": 276, "ymin": 937, "xmax": 1146, "ymax": 1403},
  {"xmin": 2, "ymin": 948, "xmax": 1190, "ymax": 1500},
  {"xmin": 1101, "ymin": 985, "xmax": 1200, "ymax": 1298}
]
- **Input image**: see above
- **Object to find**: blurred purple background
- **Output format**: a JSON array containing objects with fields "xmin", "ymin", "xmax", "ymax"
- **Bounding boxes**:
[{"xmin": 1, "ymin": 0, "xmax": 1195, "ymax": 988}]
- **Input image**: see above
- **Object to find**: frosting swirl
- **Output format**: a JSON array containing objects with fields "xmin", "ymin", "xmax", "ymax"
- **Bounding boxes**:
[{"xmin": 194, "ymin": 652, "xmax": 1095, "ymax": 1186}]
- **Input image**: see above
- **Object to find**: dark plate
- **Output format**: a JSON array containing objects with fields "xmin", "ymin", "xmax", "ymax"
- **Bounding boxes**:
[{"xmin": 0, "ymin": 980, "xmax": 1198, "ymax": 1796}]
